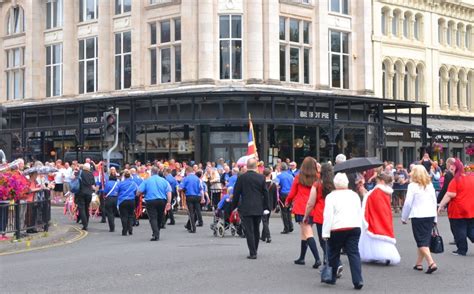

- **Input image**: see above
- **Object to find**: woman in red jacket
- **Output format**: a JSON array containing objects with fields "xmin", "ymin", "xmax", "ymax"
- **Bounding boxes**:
[{"xmin": 286, "ymin": 157, "xmax": 321, "ymax": 268}]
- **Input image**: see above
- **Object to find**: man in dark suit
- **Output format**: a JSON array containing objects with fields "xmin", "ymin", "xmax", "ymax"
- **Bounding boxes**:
[{"xmin": 232, "ymin": 158, "xmax": 269, "ymax": 259}]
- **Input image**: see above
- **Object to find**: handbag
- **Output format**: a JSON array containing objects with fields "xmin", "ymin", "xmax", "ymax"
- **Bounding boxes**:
[
  {"xmin": 430, "ymin": 224, "xmax": 444, "ymax": 254},
  {"xmin": 321, "ymin": 241, "xmax": 333, "ymax": 283}
]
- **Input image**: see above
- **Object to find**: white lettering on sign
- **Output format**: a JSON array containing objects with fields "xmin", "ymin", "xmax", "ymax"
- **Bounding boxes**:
[
  {"xmin": 299, "ymin": 111, "xmax": 338, "ymax": 120},
  {"xmin": 410, "ymin": 131, "xmax": 420, "ymax": 139},
  {"xmin": 435, "ymin": 135, "xmax": 460, "ymax": 141},
  {"xmin": 385, "ymin": 131, "xmax": 403, "ymax": 137},
  {"xmin": 84, "ymin": 117, "xmax": 98, "ymax": 124}
]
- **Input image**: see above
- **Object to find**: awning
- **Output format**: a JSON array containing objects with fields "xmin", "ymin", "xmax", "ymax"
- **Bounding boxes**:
[{"xmin": 389, "ymin": 116, "xmax": 474, "ymax": 135}]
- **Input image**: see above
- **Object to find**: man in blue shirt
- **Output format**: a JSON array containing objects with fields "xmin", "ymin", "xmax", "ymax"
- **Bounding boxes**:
[
  {"xmin": 289, "ymin": 162, "xmax": 300, "ymax": 177},
  {"xmin": 164, "ymin": 168, "xmax": 177, "ymax": 225},
  {"xmin": 226, "ymin": 167, "xmax": 239, "ymax": 192},
  {"xmin": 179, "ymin": 166, "xmax": 204, "ymax": 233},
  {"xmin": 130, "ymin": 168, "xmax": 143, "ymax": 226},
  {"xmin": 275, "ymin": 163, "xmax": 294, "ymax": 234},
  {"xmin": 137, "ymin": 167, "xmax": 172, "ymax": 241}
]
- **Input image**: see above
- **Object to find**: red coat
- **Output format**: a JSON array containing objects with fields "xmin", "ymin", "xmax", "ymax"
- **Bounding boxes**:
[
  {"xmin": 311, "ymin": 182, "xmax": 325, "ymax": 224},
  {"xmin": 286, "ymin": 175, "xmax": 313, "ymax": 216},
  {"xmin": 363, "ymin": 185, "xmax": 395, "ymax": 243}
]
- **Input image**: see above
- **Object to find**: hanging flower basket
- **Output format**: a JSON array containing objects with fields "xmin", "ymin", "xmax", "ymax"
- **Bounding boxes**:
[
  {"xmin": 465, "ymin": 143, "xmax": 474, "ymax": 156},
  {"xmin": 432, "ymin": 142, "xmax": 444, "ymax": 154}
]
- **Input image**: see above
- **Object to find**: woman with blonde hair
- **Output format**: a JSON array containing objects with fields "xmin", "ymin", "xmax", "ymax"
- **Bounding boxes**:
[
  {"xmin": 401, "ymin": 165, "xmax": 438, "ymax": 274},
  {"xmin": 286, "ymin": 157, "xmax": 322, "ymax": 269}
]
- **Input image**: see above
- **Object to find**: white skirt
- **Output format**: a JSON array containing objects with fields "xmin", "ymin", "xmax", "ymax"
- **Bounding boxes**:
[{"xmin": 358, "ymin": 229, "xmax": 401, "ymax": 265}]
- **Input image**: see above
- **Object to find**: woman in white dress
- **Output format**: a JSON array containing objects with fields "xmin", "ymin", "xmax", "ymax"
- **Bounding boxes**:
[{"xmin": 359, "ymin": 170, "xmax": 401, "ymax": 265}]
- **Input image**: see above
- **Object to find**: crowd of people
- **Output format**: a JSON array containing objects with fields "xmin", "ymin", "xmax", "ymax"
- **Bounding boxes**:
[{"xmin": 5, "ymin": 152, "xmax": 474, "ymax": 290}]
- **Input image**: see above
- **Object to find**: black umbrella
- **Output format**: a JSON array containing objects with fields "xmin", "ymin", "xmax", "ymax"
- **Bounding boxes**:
[{"xmin": 333, "ymin": 157, "xmax": 383, "ymax": 174}]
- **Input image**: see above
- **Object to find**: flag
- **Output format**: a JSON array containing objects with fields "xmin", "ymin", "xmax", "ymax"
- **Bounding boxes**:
[{"xmin": 247, "ymin": 114, "xmax": 257, "ymax": 157}]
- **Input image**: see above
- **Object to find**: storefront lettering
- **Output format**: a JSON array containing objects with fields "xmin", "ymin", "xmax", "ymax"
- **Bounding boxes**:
[
  {"xmin": 84, "ymin": 117, "xmax": 98, "ymax": 124},
  {"xmin": 410, "ymin": 131, "xmax": 421, "ymax": 139},
  {"xmin": 299, "ymin": 111, "xmax": 338, "ymax": 120},
  {"xmin": 385, "ymin": 131, "xmax": 403, "ymax": 137},
  {"xmin": 434, "ymin": 135, "xmax": 460, "ymax": 141}
]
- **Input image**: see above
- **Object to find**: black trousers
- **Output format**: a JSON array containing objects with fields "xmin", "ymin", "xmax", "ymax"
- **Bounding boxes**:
[
  {"xmin": 76, "ymin": 194, "xmax": 92, "ymax": 229},
  {"xmin": 165, "ymin": 193, "xmax": 177, "ymax": 224},
  {"xmin": 186, "ymin": 197, "xmax": 201, "ymax": 232},
  {"xmin": 211, "ymin": 191, "xmax": 221, "ymax": 209},
  {"xmin": 279, "ymin": 194, "xmax": 293, "ymax": 232},
  {"xmin": 261, "ymin": 213, "xmax": 271, "ymax": 240},
  {"xmin": 242, "ymin": 215, "xmax": 262, "ymax": 256},
  {"xmin": 450, "ymin": 218, "xmax": 474, "ymax": 255},
  {"xmin": 104, "ymin": 197, "xmax": 118, "ymax": 231},
  {"xmin": 119, "ymin": 200, "xmax": 135, "ymax": 235},
  {"xmin": 99, "ymin": 193, "xmax": 106, "ymax": 221},
  {"xmin": 146, "ymin": 199, "xmax": 167, "ymax": 238},
  {"xmin": 328, "ymin": 228, "xmax": 363, "ymax": 286},
  {"xmin": 316, "ymin": 223, "xmax": 327, "ymax": 260}
]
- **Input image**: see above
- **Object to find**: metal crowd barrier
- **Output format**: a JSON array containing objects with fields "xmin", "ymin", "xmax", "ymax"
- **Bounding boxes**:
[{"xmin": 0, "ymin": 190, "xmax": 51, "ymax": 239}]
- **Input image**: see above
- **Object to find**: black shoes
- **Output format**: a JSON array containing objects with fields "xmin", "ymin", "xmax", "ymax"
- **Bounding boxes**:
[
  {"xmin": 354, "ymin": 283, "xmax": 364, "ymax": 290},
  {"xmin": 452, "ymin": 250, "xmax": 466, "ymax": 256},
  {"xmin": 289, "ymin": 228, "xmax": 294, "ymax": 232},
  {"xmin": 294, "ymin": 259, "xmax": 305, "ymax": 265},
  {"xmin": 313, "ymin": 260, "xmax": 322, "ymax": 269},
  {"xmin": 266, "ymin": 238, "xmax": 272, "ymax": 243},
  {"xmin": 26, "ymin": 229, "xmax": 38, "ymax": 234},
  {"xmin": 168, "ymin": 221, "xmax": 175, "ymax": 225},
  {"xmin": 100, "ymin": 219, "xmax": 106, "ymax": 223},
  {"xmin": 426, "ymin": 263, "xmax": 438, "ymax": 274},
  {"xmin": 247, "ymin": 255, "xmax": 257, "ymax": 260},
  {"xmin": 281, "ymin": 230, "xmax": 289, "ymax": 234},
  {"xmin": 150, "ymin": 235, "xmax": 159, "ymax": 241},
  {"xmin": 197, "ymin": 223, "xmax": 203, "ymax": 227},
  {"xmin": 109, "ymin": 229, "xmax": 115, "ymax": 232},
  {"xmin": 128, "ymin": 230, "xmax": 133, "ymax": 235}
]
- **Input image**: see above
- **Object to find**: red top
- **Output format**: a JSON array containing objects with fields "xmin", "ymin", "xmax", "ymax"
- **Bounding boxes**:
[
  {"xmin": 285, "ymin": 175, "xmax": 313, "ymax": 216},
  {"xmin": 311, "ymin": 182, "xmax": 325, "ymax": 224},
  {"xmin": 447, "ymin": 175, "xmax": 474, "ymax": 219}
]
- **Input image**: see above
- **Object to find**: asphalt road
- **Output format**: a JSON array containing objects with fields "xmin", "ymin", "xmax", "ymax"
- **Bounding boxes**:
[{"xmin": 1, "ymin": 207, "xmax": 473, "ymax": 294}]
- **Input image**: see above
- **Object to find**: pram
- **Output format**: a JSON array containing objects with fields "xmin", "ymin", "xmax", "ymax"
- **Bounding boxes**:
[{"xmin": 210, "ymin": 194, "xmax": 244, "ymax": 238}]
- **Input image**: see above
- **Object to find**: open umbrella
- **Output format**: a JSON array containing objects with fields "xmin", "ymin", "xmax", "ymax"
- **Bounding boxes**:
[
  {"xmin": 236, "ymin": 154, "xmax": 256, "ymax": 167},
  {"xmin": 23, "ymin": 166, "xmax": 58, "ymax": 175},
  {"xmin": 333, "ymin": 157, "xmax": 383, "ymax": 174}
]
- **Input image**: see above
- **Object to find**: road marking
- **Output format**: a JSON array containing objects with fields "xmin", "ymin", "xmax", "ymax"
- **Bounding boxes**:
[{"xmin": 0, "ymin": 226, "xmax": 88, "ymax": 256}]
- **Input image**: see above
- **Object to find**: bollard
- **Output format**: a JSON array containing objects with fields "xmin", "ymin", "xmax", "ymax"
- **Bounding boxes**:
[{"xmin": 15, "ymin": 199, "xmax": 21, "ymax": 240}]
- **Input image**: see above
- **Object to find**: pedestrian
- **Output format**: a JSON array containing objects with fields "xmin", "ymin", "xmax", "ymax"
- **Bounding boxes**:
[
  {"xmin": 179, "ymin": 166, "xmax": 204, "ymax": 233},
  {"xmin": 231, "ymin": 158, "xmax": 269, "ymax": 259},
  {"xmin": 359, "ymin": 168, "xmax": 401, "ymax": 265},
  {"xmin": 401, "ymin": 165, "xmax": 438, "ymax": 274},
  {"xmin": 117, "ymin": 169, "xmax": 138, "ymax": 236},
  {"xmin": 75, "ymin": 163, "xmax": 96, "ymax": 231},
  {"xmin": 103, "ymin": 175, "xmax": 119, "ymax": 232},
  {"xmin": 261, "ymin": 168, "xmax": 277, "ymax": 243},
  {"xmin": 437, "ymin": 158, "xmax": 455, "ymax": 203},
  {"xmin": 304, "ymin": 163, "xmax": 344, "ymax": 276},
  {"xmin": 52, "ymin": 160, "xmax": 65, "ymax": 203},
  {"xmin": 276, "ymin": 163, "xmax": 294, "ymax": 234},
  {"xmin": 63, "ymin": 162, "xmax": 73, "ymax": 197},
  {"xmin": 164, "ymin": 168, "xmax": 177, "ymax": 225},
  {"xmin": 393, "ymin": 163, "xmax": 409, "ymax": 212},
  {"xmin": 138, "ymin": 167, "xmax": 172, "ymax": 241},
  {"xmin": 286, "ymin": 157, "xmax": 322, "ymax": 268},
  {"xmin": 322, "ymin": 173, "xmax": 364, "ymax": 289},
  {"xmin": 438, "ymin": 159, "xmax": 474, "ymax": 256},
  {"xmin": 289, "ymin": 161, "xmax": 299, "ymax": 177},
  {"xmin": 419, "ymin": 153, "xmax": 434, "ymax": 173}
]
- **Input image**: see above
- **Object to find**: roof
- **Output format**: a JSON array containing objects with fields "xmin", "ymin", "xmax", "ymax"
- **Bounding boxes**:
[{"xmin": 394, "ymin": 116, "xmax": 474, "ymax": 134}]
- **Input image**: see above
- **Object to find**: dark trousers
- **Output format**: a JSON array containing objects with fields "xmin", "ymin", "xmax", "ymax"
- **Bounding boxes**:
[
  {"xmin": 146, "ymin": 199, "xmax": 167, "ymax": 238},
  {"xmin": 99, "ymin": 193, "xmax": 106, "ymax": 221},
  {"xmin": 328, "ymin": 228, "xmax": 363, "ymax": 286},
  {"xmin": 316, "ymin": 223, "xmax": 327, "ymax": 260},
  {"xmin": 280, "ymin": 194, "xmax": 293, "ymax": 232},
  {"xmin": 211, "ymin": 191, "xmax": 221, "ymax": 209},
  {"xmin": 242, "ymin": 215, "xmax": 262, "ymax": 256},
  {"xmin": 76, "ymin": 194, "xmax": 92, "ymax": 229},
  {"xmin": 119, "ymin": 200, "xmax": 135, "ymax": 235},
  {"xmin": 261, "ymin": 213, "xmax": 271, "ymax": 240},
  {"xmin": 165, "ymin": 193, "xmax": 177, "ymax": 224},
  {"xmin": 450, "ymin": 218, "xmax": 474, "ymax": 255},
  {"xmin": 104, "ymin": 197, "xmax": 118, "ymax": 232},
  {"xmin": 186, "ymin": 197, "xmax": 201, "ymax": 232}
]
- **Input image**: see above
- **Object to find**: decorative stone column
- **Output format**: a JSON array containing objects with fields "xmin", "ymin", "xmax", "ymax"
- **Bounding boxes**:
[
  {"xmin": 197, "ymin": 0, "xmax": 214, "ymax": 84},
  {"xmin": 98, "ymin": 0, "xmax": 112, "ymax": 92},
  {"xmin": 460, "ymin": 28, "xmax": 466, "ymax": 48},
  {"xmin": 263, "ymin": 0, "xmax": 280, "ymax": 84},
  {"xmin": 387, "ymin": 15, "xmax": 393, "ymax": 36},
  {"xmin": 246, "ymin": 0, "xmax": 263, "ymax": 84},
  {"xmin": 409, "ymin": 16, "xmax": 415, "ymax": 40},
  {"xmin": 181, "ymin": 0, "xmax": 198, "ymax": 83},
  {"xmin": 62, "ymin": 0, "xmax": 76, "ymax": 96},
  {"xmin": 451, "ymin": 77, "xmax": 459, "ymax": 111},
  {"xmin": 398, "ymin": 15, "xmax": 404, "ymax": 38},
  {"xmin": 453, "ymin": 27, "xmax": 458, "ymax": 47},
  {"xmin": 440, "ymin": 72, "xmax": 449, "ymax": 110},
  {"xmin": 387, "ymin": 71, "xmax": 394, "ymax": 99},
  {"xmin": 409, "ymin": 72, "xmax": 417, "ymax": 101},
  {"xmin": 459, "ymin": 79, "xmax": 468, "ymax": 111}
]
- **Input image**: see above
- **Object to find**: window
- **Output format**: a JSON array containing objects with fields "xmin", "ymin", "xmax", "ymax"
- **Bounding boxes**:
[
  {"xmin": 150, "ymin": 18, "xmax": 181, "ymax": 84},
  {"xmin": 382, "ymin": 63, "xmax": 386, "ymax": 98},
  {"xmin": 115, "ymin": 0, "xmax": 131, "ymax": 15},
  {"xmin": 392, "ymin": 11, "xmax": 399, "ymax": 37},
  {"xmin": 78, "ymin": 37, "xmax": 98, "ymax": 94},
  {"xmin": 466, "ymin": 26, "xmax": 472, "ymax": 50},
  {"xmin": 404, "ymin": 66, "xmax": 409, "ymax": 100},
  {"xmin": 46, "ymin": 44, "xmax": 62, "ymax": 97},
  {"xmin": 6, "ymin": 6, "xmax": 25, "ymax": 35},
  {"xmin": 329, "ymin": 31, "xmax": 349, "ymax": 89},
  {"xmin": 219, "ymin": 15, "xmax": 242, "ymax": 80},
  {"xmin": 415, "ymin": 67, "xmax": 420, "ymax": 101},
  {"xmin": 403, "ymin": 15, "xmax": 408, "ymax": 38},
  {"xmin": 381, "ymin": 12, "xmax": 386, "ymax": 35},
  {"xmin": 456, "ymin": 25, "xmax": 461, "ymax": 47},
  {"xmin": 438, "ymin": 20, "xmax": 444, "ymax": 44},
  {"xmin": 330, "ymin": 0, "xmax": 349, "ymax": 15},
  {"xmin": 393, "ymin": 66, "xmax": 398, "ymax": 99},
  {"xmin": 79, "ymin": 0, "xmax": 98, "ymax": 22},
  {"xmin": 447, "ymin": 23, "xmax": 452, "ymax": 46},
  {"xmin": 5, "ymin": 48, "xmax": 25, "ymax": 100},
  {"xmin": 280, "ymin": 17, "xmax": 311, "ymax": 84},
  {"xmin": 414, "ymin": 15, "xmax": 421, "ymax": 40},
  {"xmin": 46, "ymin": 0, "xmax": 63, "ymax": 29},
  {"xmin": 115, "ymin": 31, "xmax": 132, "ymax": 90}
]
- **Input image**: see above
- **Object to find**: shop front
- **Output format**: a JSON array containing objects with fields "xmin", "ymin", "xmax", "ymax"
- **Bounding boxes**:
[{"xmin": 0, "ymin": 89, "xmax": 428, "ymax": 165}]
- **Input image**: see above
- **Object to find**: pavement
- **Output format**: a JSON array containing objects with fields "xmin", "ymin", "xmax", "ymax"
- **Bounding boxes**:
[{"xmin": 1, "ymin": 208, "xmax": 473, "ymax": 294}]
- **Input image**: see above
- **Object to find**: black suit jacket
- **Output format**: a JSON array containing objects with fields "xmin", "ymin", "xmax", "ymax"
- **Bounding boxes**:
[
  {"xmin": 231, "ymin": 170, "xmax": 269, "ymax": 217},
  {"xmin": 437, "ymin": 171, "xmax": 453, "ymax": 203}
]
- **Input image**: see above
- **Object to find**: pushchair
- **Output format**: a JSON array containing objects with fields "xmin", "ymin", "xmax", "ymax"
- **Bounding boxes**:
[{"xmin": 210, "ymin": 195, "xmax": 244, "ymax": 238}]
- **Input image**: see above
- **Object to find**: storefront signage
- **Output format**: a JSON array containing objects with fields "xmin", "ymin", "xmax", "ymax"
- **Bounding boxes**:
[
  {"xmin": 83, "ymin": 116, "xmax": 104, "ymax": 124},
  {"xmin": 299, "ymin": 111, "xmax": 338, "ymax": 120},
  {"xmin": 385, "ymin": 131, "xmax": 403, "ymax": 137}
]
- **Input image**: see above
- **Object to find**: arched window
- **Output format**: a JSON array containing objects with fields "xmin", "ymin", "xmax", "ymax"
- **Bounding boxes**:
[
  {"xmin": 457, "ymin": 79, "xmax": 461, "ymax": 107},
  {"xmin": 381, "ymin": 10, "xmax": 386, "ymax": 35},
  {"xmin": 414, "ymin": 14, "xmax": 423, "ymax": 41},
  {"xmin": 438, "ymin": 19, "xmax": 445, "ymax": 44},
  {"xmin": 404, "ymin": 65, "xmax": 409, "ymax": 100},
  {"xmin": 415, "ymin": 66, "xmax": 420, "ymax": 101},
  {"xmin": 457, "ymin": 23, "xmax": 463, "ymax": 47},
  {"xmin": 393, "ymin": 62, "xmax": 402, "ymax": 99},
  {"xmin": 466, "ymin": 26, "xmax": 472, "ymax": 50},
  {"xmin": 403, "ymin": 12, "xmax": 410, "ymax": 38},
  {"xmin": 447, "ymin": 21, "xmax": 454, "ymax": 46},
  {"xmin": 392, "ymin": 11, "xmax": 400, "ymax": 37},
  {"xmin": 6, "ymin": 5, "xmax": 25, "ymax": 35},
  {"xmin": 439, "ymin": 69, "xmax": 443, "ymax": 106}
]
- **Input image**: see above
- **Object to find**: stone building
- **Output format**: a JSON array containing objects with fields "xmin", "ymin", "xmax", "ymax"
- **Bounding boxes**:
[{"xmin": 0, "ymin": 0, "xmax": 467, "ymax": 164}]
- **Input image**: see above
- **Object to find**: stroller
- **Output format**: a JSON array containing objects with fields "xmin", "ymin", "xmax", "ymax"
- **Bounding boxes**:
[{"xmin": 210, "ymin": 194, "xmax": 244, "ymax": 238}]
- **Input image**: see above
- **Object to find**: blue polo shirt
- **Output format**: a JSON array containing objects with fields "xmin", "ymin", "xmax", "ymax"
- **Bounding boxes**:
[
  {"xmin": 117, "ymin": 178, "xmax": 138, "ymax": 206},
  {"xmin": 132, "ymin": 174, "xmax": 143, "ymax": 186},
  {"xmin": 165, "ymin": 174, "xmax": 178, "ymax": 194},
  {"xmin": 138, "ymin": 175, "xmax": 172, "ymax": 201},
  {"xmin": 276, "ymin": 171, "xmax": 294, "ymax": 194},
  {"xmin": 227, "ymin": 174, "xmax": 238, "ymax": 190},
  {"xmin": 102, "ymin": 179, "xmax": 119, "ymax": 197},
  {"xmin": 179, "ymin": 173, "xmax": 203, "ymax": 197}
]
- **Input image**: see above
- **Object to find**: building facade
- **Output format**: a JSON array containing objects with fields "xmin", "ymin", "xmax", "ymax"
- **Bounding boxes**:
[{"xmin": 0, "ymin": 0, "xmax": 468, "ymax": 165}]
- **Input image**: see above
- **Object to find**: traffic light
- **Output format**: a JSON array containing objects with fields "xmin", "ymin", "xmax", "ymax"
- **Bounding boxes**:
[
  {"xmin": 103, "ymin": 110, "xmax": 117, "ymax": 142},
  {"xmin": 0, "ymin": 106, "xmax": 7, "ymax": 130}
]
